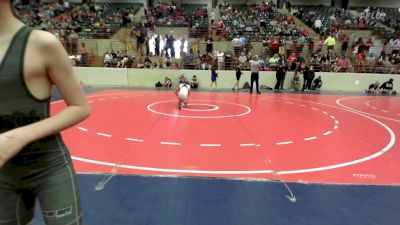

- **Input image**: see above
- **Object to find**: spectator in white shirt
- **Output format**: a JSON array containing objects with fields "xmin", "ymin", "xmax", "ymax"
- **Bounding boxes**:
[
  {"xmin": 210, "ymin": 9, "xmax": 216, "ymax": 25},
  {"xmin": 232, "ymin": 35, "xmax": 242, "ymax": 56},
  {"xmin": 104, "ymin": 50, "xmax": 113, "ymax": 67},
  {"xmin": 238, "ymin": 52, "xmax": 248, "ymax": 66},
  {"xmin": 389, "ymin": 38, "xmax": 400, "ymax": 54},
  {"xmin": 314, "ymin": 18, "xmax": 322, "ymax": 35}
]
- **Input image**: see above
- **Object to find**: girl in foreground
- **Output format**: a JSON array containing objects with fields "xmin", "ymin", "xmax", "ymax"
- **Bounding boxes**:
[{"xmin": 0, "ymin": 1, "xmax": 91, "ymax": 224}]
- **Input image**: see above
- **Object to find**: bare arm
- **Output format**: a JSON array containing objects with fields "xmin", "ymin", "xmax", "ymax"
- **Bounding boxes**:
[{"xmin": 0, "ymin": 31, "xmax": 90, "ymax": 167}]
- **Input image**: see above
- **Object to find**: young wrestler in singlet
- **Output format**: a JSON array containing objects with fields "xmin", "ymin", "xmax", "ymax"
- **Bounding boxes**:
[{"xmin": 175, "ymin": 79, "xmax": 191, "ymax": 109}]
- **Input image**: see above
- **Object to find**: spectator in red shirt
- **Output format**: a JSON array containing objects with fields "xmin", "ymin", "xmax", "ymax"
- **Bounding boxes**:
[
  {"xmin": 307, "ymin": 38, "xmax": 314, "ymax": 58},
  {"xmin": 270, "ymin": 37, "xmax": 279, "ymax": 55},
  {"xmin": 357, "ymin": 19, "xmax": 367, "ymax": 30},
  {"xmin": 194, "ymin": 8, "xmax": 203, "ymax": 18},
  {"xmin": 288, "ymin": 52, "xmax": 297, "ymax": 71},
  {"xmin": 300, "ymin": 29, "xmax": 309, "ymax": 37},
  {"xmin": 172, "ymin": 9, "xmax": 182, "ymax": 20},
  {"xmin": 356, "ymin": 51, "xmax": 366, "ymax": 72},
  {"xmin": 334, "ymin": 55, "xmax": 351, "ymax": 72},
  {"xmin": 365, "ymin": 38, "xmax": 374, "ymax": 52}
]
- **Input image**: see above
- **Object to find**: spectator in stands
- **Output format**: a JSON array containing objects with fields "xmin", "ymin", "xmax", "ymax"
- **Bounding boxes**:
[
  {"xmin": 144, "ymin": 56, "xmax": 153, "ymax": 68},
  {"xmin": 357, "ymin": 19, "xmax": 367, "ymax": 30},
  {"xmin": 389, "ymin": 37, "xmax": 400, "ymax": 54},
  {"xmin": 210, "ymin": 9, "xmax": 216, "ymax": 25},
  {"xmin": 104, "ymin": 50, "xmax": 113, "ymax": 67},
  {"xmin": 133, "ymin": 26, "xmax": 144, "ymax": 56},
  {"xmin": 380, "ymin": 78, "xmax": 396, "ymax": 95},
  {"xmin": 194, "ymin": 8, "xmax": 203, "ymax": 18},
  {"xmin": 314, "ymin": 17, "xmax": 322, "ymax": 35},
  {"xmin": 355, "ymin": 51, "xmax": 366, "ymax": 73},
  {"xmin": 367, "ymin": 81, "xmax": 380, "ymax": 94},
  {"xmin": 157, "ymin": 57, "xmax": 164, "ymax": 69},
  {"xmin": 232, "ymin": 34, "xmax": 242, "ymax": 57},
  {"xmin": 145, "ymin": 36, "xmax": 150, "ymax": 56},
  {"xmin": 136, "ymin": 57, "xmax": 145, "ymax": 68},
  {"xmin": 262, "ymin": 38, "xmax": 270, "ymax": 58},
  {"xmin": 324, "ymin": 33, "xmax": 336, "ymax": 52},
  {"xmin": 366, "ymin": 52, "xmax": 376, "ymax": 65},
  {"xmin": 154, "ymin": 34, "xmax": 160, "ymax": 56},
  {"xmin": 68, "ymin": 30, "xmax": 79, "ymax": 55},
  {"xmin": 288, "ymin": 52, "xmax": 297, "ymax": 71},
  {"xmin": 238, "ymin": 52, "xmax": 248, "ymax": 67},
  {"xmin": 205, "ymin": 34, "xmax": 213, "ymax": 55},
  {"xmin": 365, "ymin": 38, "xmax": 374, "ymax": 52},
  {"xmin": 268, "ymin": 54, "xmax": 280, "ymax": 68},
  {"xmin": 78, "ymin": 42, "xmax": 91, "ymax": 67},
  {"xmin": 374, "ymin": 54, "xmax": 388, "ymax": 73},
  {"xmin": 389, "ymin": 56, "xmax": 400, "ymax": 74},
  {"xmin": 285, "ymin": 37, "xmax": 294, "ymax": 55},
  {"xmin": 166, "ymin": 34, "xmax": 175, "ymax": 58},
  {"xmin": 307, "ymin": 38, "xmax": 314, "ymax": 58},
  {"xmin": 341, "ymin": 36, "xmax": 349, "ymax": 56},
  {"xmin": 334, "ymin": 55, "xmax": 351, "ymax": 72},
  {"xmin": 270, "ymin": 36, "xmax": 280, "ymax": 56},
  {"xmin": 191, "ymin": 75, "xmax": 199, "ymax": 89},
  {"xmin": 117, "ymin": 50, "xmax": 129, "ymax": 68},
  {"xmin": 216, "ymin": 19, "xmax": 225, "ymax": 37},
  {"xmin": 297, "ymin": 34, "xmax": 306, "ymax": 53}
]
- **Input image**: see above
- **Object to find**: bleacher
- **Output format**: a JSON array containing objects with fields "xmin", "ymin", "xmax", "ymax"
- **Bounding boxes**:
[
  {"xmin": 220, "ymin": 4, "xmax": 301, "ymax": 42},
  {"xmin": 291, "ymin": 6, "xmax": 358, "ymax": 34},
  {"xmin": 79, "ymin": 3, "xmax": 143, "ymax": 39}
]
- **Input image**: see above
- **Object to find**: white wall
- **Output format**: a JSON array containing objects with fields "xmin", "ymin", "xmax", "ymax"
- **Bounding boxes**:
[
  {"xmin": 74, "ymin": 67, "xmax": 129, "ymax": 86},
  {"xmin": 74, "ymin": 67, "xmax": 400, "ymax": 93}
]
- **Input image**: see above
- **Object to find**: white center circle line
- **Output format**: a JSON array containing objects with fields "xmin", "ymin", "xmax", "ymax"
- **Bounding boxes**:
[
  {"xmin": 181, "ymin": 103, "xmax": 219, "ymax": 112},
  {"xmin": 147, "ymin": 100, "xmax": 251, "ymax": 119}
]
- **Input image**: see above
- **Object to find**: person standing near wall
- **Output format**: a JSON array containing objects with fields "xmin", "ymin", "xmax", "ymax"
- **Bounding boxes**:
[
  {"xmin": 278, "ymin": 54, "xmax": 288, "ymax": 90},
  {"xmin": 249, "ymin": 55, "xmax": 261, "ymax": 94},
  {"xmin": 304, "ymin": 65, "xmax": 316, "ymax": 91},
  {"xmin": 274, "ymin": 61, "xmax": 286, "ymax": 92},
  {"xmin": 232, "ymin": 65, "xmax": 243, "ymax": 91},
  {"xmin": 210, "ymin": 65, "xmax": 218, "ymax": 89}
]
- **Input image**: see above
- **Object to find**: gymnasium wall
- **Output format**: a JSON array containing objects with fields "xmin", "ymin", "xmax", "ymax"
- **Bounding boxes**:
[{"xmin": 73, "ymin": 67, "xmax": 399, "ymax": 93}]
